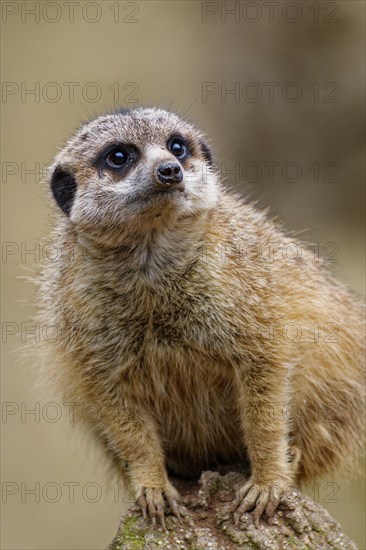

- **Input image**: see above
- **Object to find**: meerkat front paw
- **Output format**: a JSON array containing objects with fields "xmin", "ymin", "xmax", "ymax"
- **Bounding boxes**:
[
  {"xmin": 136, "ymin": 481, "xmax": 184, "ymax": 530},
  {"xmin": 231, "ymin": 477, "xmax": 291, "ymax": 528}
]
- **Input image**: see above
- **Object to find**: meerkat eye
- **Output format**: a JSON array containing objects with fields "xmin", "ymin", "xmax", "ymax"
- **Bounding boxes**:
[
  {"xmin": 106, "ymin": 147, "xmax": 129, "ymax": 169},
  {"xmin": 168, "ymin": 138, "xmax": 188, "ymax": 160}
]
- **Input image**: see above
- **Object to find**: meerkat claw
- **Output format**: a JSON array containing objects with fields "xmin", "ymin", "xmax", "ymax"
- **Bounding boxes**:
[{"xmin": 232, "ymin": 479, "xmax": 284, "ymax": 528}]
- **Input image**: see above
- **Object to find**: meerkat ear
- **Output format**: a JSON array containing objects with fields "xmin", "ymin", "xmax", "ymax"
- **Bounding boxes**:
[
  {"xmin": 200, "ymin": 140, "xmax": 214, "ymax": 167},
  {"xmin": 50, "ymin": 166, "xmax": 77, "ymax": 217}
]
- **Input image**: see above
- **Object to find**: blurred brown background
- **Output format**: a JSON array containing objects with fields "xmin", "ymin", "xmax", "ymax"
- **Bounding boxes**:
[{"xmin": 1, "ymin": 1, "xmax": 365, "ymax": 548}]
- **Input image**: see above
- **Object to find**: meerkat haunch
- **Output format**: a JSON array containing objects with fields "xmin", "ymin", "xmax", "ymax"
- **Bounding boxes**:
[{"xmin": 41, "ymin": 107, "xmax": 365, "ymax": 528}]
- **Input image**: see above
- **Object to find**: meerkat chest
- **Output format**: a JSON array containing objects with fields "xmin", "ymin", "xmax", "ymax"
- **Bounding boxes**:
[
  {"xmin": 81, "ymin": 272, "xmax": 230, "ymax": 353},
  {"xmin": 65, "ymin": 261, "xmax": 247, "ymax": 387}
]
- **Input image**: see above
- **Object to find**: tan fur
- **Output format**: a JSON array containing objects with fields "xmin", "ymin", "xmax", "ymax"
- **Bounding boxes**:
[{"xmin": 40, "ymin": 108, "xmax": 365, "ymax": 523}]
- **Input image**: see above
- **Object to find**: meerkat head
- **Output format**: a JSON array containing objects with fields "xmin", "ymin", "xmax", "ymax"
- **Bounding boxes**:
[{"xmin": 49, "ymin": 108, "xmax": 218, "ymax": 247}]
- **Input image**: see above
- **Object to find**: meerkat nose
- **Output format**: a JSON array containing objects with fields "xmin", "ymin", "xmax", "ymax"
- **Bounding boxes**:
[{"xmin": 155, "ymin": 161, "xmax": 184, "ymax": 191}]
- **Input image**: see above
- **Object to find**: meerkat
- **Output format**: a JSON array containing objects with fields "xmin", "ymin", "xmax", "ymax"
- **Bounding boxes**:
[{"xmin": 40, "ymin": 107, "xmax": 365, "ymax": 529}]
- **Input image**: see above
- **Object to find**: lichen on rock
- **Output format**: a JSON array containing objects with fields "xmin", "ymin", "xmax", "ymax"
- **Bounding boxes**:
[{"xmin": 107, "ymin": 471, "xmax": 357, "ymax": 550}]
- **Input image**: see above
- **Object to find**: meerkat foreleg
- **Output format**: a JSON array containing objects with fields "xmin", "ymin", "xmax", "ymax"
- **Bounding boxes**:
[
  {"xmin": 86, "ymin": 389, "xmax": 182, "ymax": 528},
  {"xmin": 231, "ymin": 361, "xmax": 293, "ymax": 527}
]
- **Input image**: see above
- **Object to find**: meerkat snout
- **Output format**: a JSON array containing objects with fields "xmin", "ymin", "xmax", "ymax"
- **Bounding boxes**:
[{"xmin": 154, "ymin": 160, "xmax": 184, "ymax": 191}]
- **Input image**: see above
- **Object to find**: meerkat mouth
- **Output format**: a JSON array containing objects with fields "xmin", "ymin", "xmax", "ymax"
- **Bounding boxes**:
[
  {"xmin": 153, "ymin": 183, "xmax": 185, "ymax": 194},
  {"xmin": 149, "ymin": 185, "xmax": 185, "ymax": 201},
  {"xmin": 131, "ymin": 187, "xmax": 186, "ymax": 215},
  {"xmin": 152, "ymin": 187, "xmax": 184, "ymax": 196}
]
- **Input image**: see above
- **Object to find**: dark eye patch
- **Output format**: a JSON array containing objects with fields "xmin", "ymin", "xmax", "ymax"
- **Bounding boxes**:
[
  {"xmin": 93, "ymin": 143, "xmax": 140, "ymax": 174},
  {"xmin": 105, "ymin": 147, "xmax": 129, "ymax": 169},
  {"xmin": 166, "ymin": 134, "xmax": 192, "ymax": 162}
]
